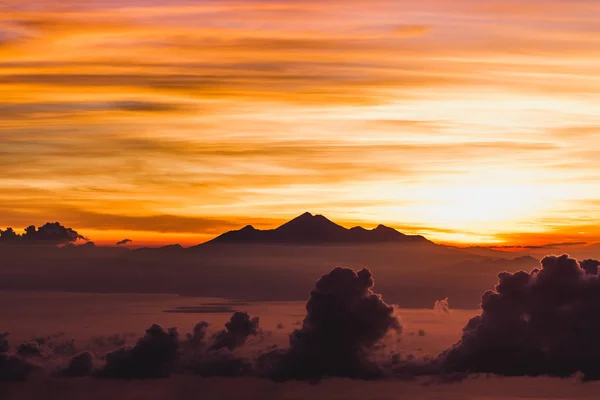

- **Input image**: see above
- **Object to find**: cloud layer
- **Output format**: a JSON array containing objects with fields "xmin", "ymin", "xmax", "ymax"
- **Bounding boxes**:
[
  {"xmin": 1, "ymin": 0, "xmax": 600, "ymax": 245},
  {"xmin": 3, "ymin": 259, "xmax": 600, "ymax": 383}
]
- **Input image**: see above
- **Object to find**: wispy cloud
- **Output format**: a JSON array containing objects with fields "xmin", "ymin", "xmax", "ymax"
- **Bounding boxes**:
[{"xmin": 1, "ymin": 0, "xmax": 600, "ymax": 244}]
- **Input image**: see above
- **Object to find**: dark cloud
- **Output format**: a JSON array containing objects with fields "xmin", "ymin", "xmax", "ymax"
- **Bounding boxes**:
[
  {"xmin": 264, "ymin": 267, "xmax": 401, "ymax": 381},
  {"xmin": 90, "ymin": 333, "xmax": 136, "ymax": 351},
  {"xmin": 209, "ymin": 312, "xmax": 261, "ymax": 351},
  {"xmin": 185, "ymin": 322, "xmax": 209, "ymax": 349},
  {"xmin": 116, "ymin": 238, "xmax": 133, "ymax": 246},
  {"xmin": 0, "ymin": 100, "xmax": 188, "ymax": 119},
  {"xmin": 191, "ymin": 350, "xmax": 253, "ymax": 378},
  {"xmin": 61, "ymin": 352, "xmax": 95, "ymax": 377},
  {"xmin": 0, "ymin": 228, "xmax": 19, "ymax": 241},
  {"xmin": 490, "ymin": 242, "xmax": 588, "ymax": 250},
  {"xmin": 0, "ymin": 222, "xmax": 87, "ymax": 245},
  {"xmin": 100, "ymin": 325, "xmax": 179, "ymax": 379},
  {"xmin": 0, "ymin": 354, "xmax": 36, "ymax": 382},
  {"xmin": 12, "ymin": 260, "xmax": 600, "ymax": 384},
  {"xmin": 440, "ymin": 254, "xmax": 600, "ymax": 380},
  {"xmin": 580, "ymin": 259, "xmax": 600, "ymax": 275},
  {"xmin": 112, "ymin": 101, "xmax": 186, "ymax": 113},
  {"xmin": 16, "ymin": 342, "xmax": 43, "ymax": 357},
  {"xmin": 0, "ymin": 333, "xmax": 37, "ymax": 382},
  {"xmin": 0, "ymin": 333, "xmax": 8, "ymax": 354},
  {"xmin": 21, "ymin": 333, "xmax": 78, "ymax": 357}
]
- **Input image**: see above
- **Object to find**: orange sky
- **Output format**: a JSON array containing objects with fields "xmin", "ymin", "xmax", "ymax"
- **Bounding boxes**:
[{"xmin": 1, "ymin": 0, "xmax": 600, "ymax": 246}]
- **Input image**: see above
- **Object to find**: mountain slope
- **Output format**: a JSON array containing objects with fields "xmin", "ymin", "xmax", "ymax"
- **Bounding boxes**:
[{"xmin": 202, "ymin": 212, "xmax": 432, "ymax": 246}]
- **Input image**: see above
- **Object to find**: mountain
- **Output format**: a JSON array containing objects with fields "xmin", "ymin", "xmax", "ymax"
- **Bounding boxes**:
[{"xmin": 203, "ymin": 212, "xmax": 432, "ymax": 245}]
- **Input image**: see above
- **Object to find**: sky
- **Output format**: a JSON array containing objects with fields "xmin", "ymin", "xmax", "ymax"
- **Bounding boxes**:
[{"xmin": 1, "ymin": 0, "xmax": 600, "ymax": 246}]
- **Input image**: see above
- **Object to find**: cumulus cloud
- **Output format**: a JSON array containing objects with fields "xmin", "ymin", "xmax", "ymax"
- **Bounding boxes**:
[
  {"xmin": 209, "ymin": 312, "xmax": 261, "ymax": 351},
  {"xmin": 264, "ymin": 267, "xmax": 401, "ymax": 381},
  {"xmin": 185, "ymin": 321, "xmax": 209, "ymax": 349},
  {"xmin": 100, "ymin": 325, "xmax": 180, "ymax": 379},
  {"xmin": 440, "ymin": 254, "xmax": 600, "ymax": 380},
  {"xmin": 90, "ymin": 333, "xmax": 136, "ymax": 351},
  {"xmin": 16, "ymin": 342, "xmax": 43, "ymax": 357},
  {"xmin": 61, "ymin": 352, "xmax": 95, "ymax": 377},
  {"xmin": 0, "ymin": 222, "xmax": 87, "ymax": 245},
  {"xmin": 0, "ymin": 333, "xmax": 37, "ymax": 382},
  {"xmin": 0, "ymin": 333, "xmax": 8, "ymax": 354},
  {"xmin": 11, "ymin": 259, "xmax": 600, "ymax": 384}
]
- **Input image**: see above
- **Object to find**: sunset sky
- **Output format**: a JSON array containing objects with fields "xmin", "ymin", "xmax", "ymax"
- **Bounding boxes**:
[{"xmin": 1, "ymin": 0, "xmax": 599, "ymax": 246}]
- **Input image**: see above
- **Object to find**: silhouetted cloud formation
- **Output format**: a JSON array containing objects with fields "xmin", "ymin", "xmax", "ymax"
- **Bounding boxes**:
[
  {"xmin": 62, "ymin": 352, "xmax": 95, "ymax": 377},
  {"xmin": 185, "ymin": 321, "xmax": 209, "ymax": 349},
  {"xmin": 580, "ymin": 259, "xmax": 600, "ymax": 275},
  {"xmin": 90, "ymin": 333, "xmax": 136, "ymax": 351},
  {"xmin": 0, "ymin": 333, "xmax": 8, "ymax": 354},
  {"xmin": 209, "ymin": 312, "xmax": 260, "ymax": 351},
  {"xmin": 265, "ymin": 267, "xmax": 401, "ymax": 381},
  {"xmin": 16, "ymin": 342, "xmax": 42, "ymax": 357},
  {"xmin": 100, "ymin": 325, "xmax": 180, "ymax": 379},
  {"xmin": 441, "ymin": 254, "xmax": 600, "ymax": 380},
  {"xmin": 8, "ymin": 259, "xmax": 600, "ymax": 384},
  {"xmin": 0, "ymin": 222, "xmax": 87, "ymax": 245},
  {"xmin": 116, "ymin": 239, "xmax": 133, "ymax": 246},
  {"xmin": 0, "ymin": 333, "xmax": 36, "ymax": 382}
]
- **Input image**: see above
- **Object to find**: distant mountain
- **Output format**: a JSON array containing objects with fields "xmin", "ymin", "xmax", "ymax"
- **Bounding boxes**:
[{"xmin": 202, "ymin": 212, "xmax": 432, "ymax": 246}]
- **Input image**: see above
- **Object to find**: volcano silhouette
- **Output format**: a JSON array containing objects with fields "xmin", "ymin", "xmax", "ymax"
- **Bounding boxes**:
[{"xmin": 206, "ymin": 212, "xmax": 431, "ymax": 245}]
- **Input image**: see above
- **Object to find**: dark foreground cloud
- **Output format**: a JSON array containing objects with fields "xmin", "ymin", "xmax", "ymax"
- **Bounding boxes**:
[
  {"xmin": 9, "ymin": 259, "xmax": 600, "ymax": 384},
  {"xmin": 209, "ymin": 312, "xmax": 261, "ymax": 351},
  {"xmin": 0, "ymin": 333, "xmax": 8, "ymax": 354},
  {"xmin": 0, "ymin": 333, "xmax": 37, "ymax": 382},
  {"xmin": 100, "ymin": 325, "xmax": 180, "ymax": 379},
  {"xmin": 92, "ymin": 313, "xmax": 260, "ymax": 379},
  {"xmin": 262, "ymin": 267, "xmax": 401, "ymax": 381},
  {"xmin": 16, "ymin": 342, "xmax": 43, "ymax": 357},
  {"xmin": 0, "ymin": 222, "xmax": 87, "ymax": 245},
  {"xmin": 185, "ymin": 322, "xmax": 209, "ymax": 349},
  {"xmin": 116, "ymin": 239, "xmax": 132, "ymax": 246},
  {"xmin": 61, "ymin": 352, "xmax": 95, "ymax": 377},
  {"xmin": 441, "ymin": 254, "xmax": 600, "ymax": 380}
]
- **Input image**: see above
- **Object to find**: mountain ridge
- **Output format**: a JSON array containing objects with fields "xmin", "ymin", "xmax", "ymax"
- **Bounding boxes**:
[{"xmin": 199, "ymin": 212, "xmax": 433, "ymax": 246}]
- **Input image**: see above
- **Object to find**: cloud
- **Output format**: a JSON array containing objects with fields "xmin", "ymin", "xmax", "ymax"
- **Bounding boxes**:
[
  {"xmin": 0, "ymin": 222, "xmax": 87, "ymax": 245},
  {"xmin": 90, "ymin": 333, "xmax": 136, "ymax": 351},
  {"xmin": 9, "ymin": 260, "xmax": 600, "ymax": 384},
  {"xmin": 100, "ymin": 324, "xmax": 180, "ymax": 379},
  {"xmin": 0, "ymin": 333, "xmax": 8, "ymax": 354},
  {"xmin": 0, "ymin": 101, "xmax": 188, "ymax": 119},
  {"xmin": 61, "ymin": 352, "xmax": 95, "ymax": 377},
  {"xmin": 209, "ymin": 312, "xmax": 260, "ymax": 351},
  {"xmin": 440, "ymin": 254, "xmax": 600, "ymax": 380},
  {"xmin": 116, "ymin": 238, "xmax": 132, "ymax": 246},
  {"xmin": 0, "ymin": 333, "xmax": 37, "ymax": 382},
  {"xmin": 184, "ymin": 322, "xmax": 209, "ymax": 349},
  {"xmin": 264, "ymin": 267, "xmax": 401, "ymax": 381},
  {"xmin": 16, "ymin": 342, "xmax": 42, "ymax": 357}
]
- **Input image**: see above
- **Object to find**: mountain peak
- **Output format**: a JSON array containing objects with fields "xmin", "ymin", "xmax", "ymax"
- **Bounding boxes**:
[{"xmin": 204, "ymin": 213, "xmax": 433, "ymax": 246}]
